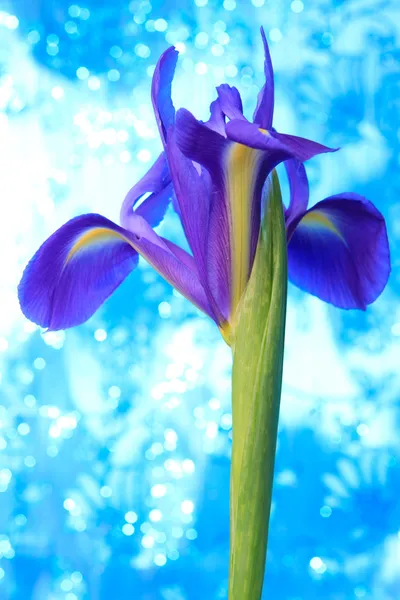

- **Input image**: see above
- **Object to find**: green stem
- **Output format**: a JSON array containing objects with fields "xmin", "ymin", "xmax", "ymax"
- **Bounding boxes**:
[{"xmin": 229, "ymin": 171, "xmax": 288, "ymax": 600}]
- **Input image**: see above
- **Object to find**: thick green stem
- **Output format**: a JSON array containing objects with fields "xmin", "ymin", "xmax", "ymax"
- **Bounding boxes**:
[{"xmin": 229, "ymin": 171, "xmax": 288, "ymax": 600}]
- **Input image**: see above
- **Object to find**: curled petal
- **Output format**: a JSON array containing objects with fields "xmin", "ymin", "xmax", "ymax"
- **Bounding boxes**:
[
  {"xmin": 120, "ymin": 153, "xmax": 172, "ymax": 229},
  {"xmin": 152, "ymin": 46, "xmax": 179, "ymax": 145},
  {"xmin": 217, "ymin": 84, "xmax": 245, "ymax": 121},
  {"xmin": 253, "ymin": 27, "xmax": 274, "ymax": 129},
  {"xmin": 288, "ymin": 194, "xmax": 391, "ymax": 309},
  {"xmin": 226, "ymin": 119, "xmax": 337, "ymax": 161},
  {"xmin": 18, "ymin": 214, "xmax": 139, "ymax": 330},
  {"xmin": 204, "ymin": 97, "xmax": 226, "ymax": 136},
  {"xmin": 271, "ymin": 130, "xmax": 338, "ymax": 162}
]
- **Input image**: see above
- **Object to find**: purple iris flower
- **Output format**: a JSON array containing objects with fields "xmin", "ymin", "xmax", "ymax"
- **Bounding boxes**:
[
  {"xmin": 18, "ymin": 29, "xmax": 390, "ymax": 343},
  {"xmin": 284, "ymin": 159, "xmax": 390, "ymax": 310}
]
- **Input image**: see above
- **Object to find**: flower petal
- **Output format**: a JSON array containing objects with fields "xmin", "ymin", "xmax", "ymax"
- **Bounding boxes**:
[
  {"xmin": 151, "ymin": 46, "xmax": 179, "ymax": 145},
  {"xmin": 19, "ymin": 212, "xmax": 215, "ymax": 331},
  {"xmin": 226, "ymin": 119, "xmax": 336, "ymax": 161},
  {"xmin": 127, "ymin": 213, "xmax": 216, "ymax": 319},
  {"xmin": 175, "ymin": 108, "xmax": 234, "ymax": 319},
  {"xmin": 175, "ymin": 108, "xmax": 276, "ymax": 319},
  {"xmin": 175, "ymin": 107, "xmax": 230, "ymax": 182},
  {"xmin": 166, "ymin": 131, "xmax": 221, "ymax": 315},
  {"xmin": 18, "ymin": 214, "xmax": 139, "ymax": 330},
  {"xmin": 271, "ymin": 130, "xmax": 338, "ymax": 161},
  {"xmin": 284, "ymin": 159, "xmax": 309, "ymax": 228},
  {"xmin": 120, "ymin": 153, "xmax": 173, "ymax": 229},
  {"xmin": 216, "ymin": 84, "xmax": 245, "ymax": 121},
  {"xmin": 204, "ymin": 97, "xmax": 226, "ymax": 136},
  {"xmin": 287, "ymin": 194, "xmax": 390, "ymax": 309},
  {"xmin": 253, "ymin": 27, "xmax": 274, "ymax": 129}
]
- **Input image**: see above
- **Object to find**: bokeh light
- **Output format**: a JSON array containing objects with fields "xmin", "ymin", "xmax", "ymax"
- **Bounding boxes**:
[{"xmin": 0, "ymin": 0, "xmax": 399, "ymax": 598}]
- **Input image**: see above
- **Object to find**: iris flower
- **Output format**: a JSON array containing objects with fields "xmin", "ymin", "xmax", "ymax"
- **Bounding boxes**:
[
  {"xmin": 18, "ymin": 29, "xmax": 390, "ymax": 343},
  {"xmin": 17, "ymin": 27, "xmax": 391, "ymax": 600}
]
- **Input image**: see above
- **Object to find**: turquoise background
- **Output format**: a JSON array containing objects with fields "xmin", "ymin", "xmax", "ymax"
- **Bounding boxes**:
[{"xmin": 0, "ymin": 0, "xmax": 399, "ymax": 598}]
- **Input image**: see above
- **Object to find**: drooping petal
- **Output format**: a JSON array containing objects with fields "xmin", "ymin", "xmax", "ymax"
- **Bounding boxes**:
[
  {"xmin": 226, "ymin": 119, "xmax": 337, "ymax": 161},
  {"xmin": 253, "ymin": 27, "xmax": 274, "ymax": 129},
  {"xmin": 18, "ymin": 214, "xmax": 139, "ymax": 330},
  {"xmin": 151, "ymin": 46, "xmax": 179, "ymax": 145},
  {"xmin": 18, "ymin": 213, "xmax": 216, "ymax": 331},
  {"xmin": 284, "ymin": 159, "xmax": 309, "ymax": 227},
  {"xmin": 120, "ymin": 153, "xmax": 173, "ymax": 229},
  {"xmin": 287, "ymin": 194, "xmax": 390, "ymax": 309},
  {"xmin": 216, "ymin": 84, "xmax": 245, "ymax": 121}
]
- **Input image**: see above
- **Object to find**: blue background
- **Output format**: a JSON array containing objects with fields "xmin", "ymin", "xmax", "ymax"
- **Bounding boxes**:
[{"xmin": 0, "ymin": 0, "xmax": 399, "ymax": 598}]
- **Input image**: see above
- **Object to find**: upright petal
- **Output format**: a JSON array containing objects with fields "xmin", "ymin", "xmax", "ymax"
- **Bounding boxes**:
[
  {"xmin": 284, "ymin": 159, "xmax": 309, "ymax": 229},
  {"xmin": 176, "ymin": 108, "xmax": 276, "ymax": 318},
  {"xmin": 287, "ymin": 194, "xmax": 390, "ymax": 309},
  {"xmin": 120, "ymin": 153, "xmax": 173, "ymax": 229},
  {"xmin": 253, "ymin": 27, "xmax": 274, "ymax": 129},
  {"xmin": 176, "ymin": 107, "xmax": 230, "ymax": 182},
  {"xmin": 151, "ymin": 46, "xmax": 179, "ymax": 145},
  {"xmin": 178, "ymin": 112, "xmax": 334, "ymax": 318},
  {"xmin": 122, "ymin": 46, "xmax": 180, "ymax": 228},
  {"xmin": 217, "ymin": 84, "xmax": 245, "ymax": 121},
  {"xmin": 18, "ymin": 214, "xmax": 139, "ymax": 330},
  {"xmin": 175, "ymin": 108, "xmax": 232, "ymax": 320},
  {"xmin": 165, "ymin": 131, "xmax": 228, "ymax": 322}
]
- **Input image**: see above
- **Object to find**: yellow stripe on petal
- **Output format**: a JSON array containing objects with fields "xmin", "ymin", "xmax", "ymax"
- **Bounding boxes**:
[
  {"xmin": 300, "ymin": 210, "xmax": 345, "ymax": 241},
  {"xmin": 219, "ymin": 321, "xmax": 233, "ymax": 346},
  {"xmin": 66, "ymin": 227, "xmax": 132, "ymax": 263},
  {"xmin": 226, "ymin": 143, "xmax": 264, "ymax": 314},
  {"xmin": 66, "ymin": 222, "xmax": 211, "ymax": 318}
]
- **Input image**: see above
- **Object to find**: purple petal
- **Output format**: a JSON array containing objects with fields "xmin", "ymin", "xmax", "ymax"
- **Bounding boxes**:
[
  {"xmin": 176, "ymin": 108, "xmax": 283, "ymax": 319},
  {"xmin": 120, "ymin": 153, "xmax": 173, "ymax": 229},
  {"xmin": 175, "ymin": 108, "xmax": 232, "ymax": 319},
  {"xmin": 284, "ymin": 159, "xmax": 310, "ymax": 228},
  {"xmin": 18, "ymin": 214, "xmax": 139, "ymax": 330},
  {"xmin": 19, "ymin": 212, "xmax": 216, "ymax": 331},
  {"xmin": 151, "ymin": 46, "xmax": 179, "ymax": 145},
  {"xmin": 162, "ymin": 238, "xmax": 199, "ymax": 273},
  {"xmin": 216, "ymin": 84, "xmax": 245, "ymax": 121},
  {"xmin": 287, "ymin": 194, "xmax": 391, "ymax": 309},
  {"xmin": 226, "ymin": 119, "xmax": 336, "ymax": 161},
  {"xmin": 253, "ymin": 27, "xmax": 274, "ymax": 129},
  {"xmin": 203, "ymin": 97, "xmax": 226, "ymax": 136},
  {"xmin": 166, "ymin": 132, "xmax": 214, "ymax": 303},
  {"xmin": 166, "ymin": 130, "xmax": 211, "ymax": 268},
  {"xmin": 127, "ymin": 214, "xmax": 216, "ymax": 319},
  {"xmin": 175, "ymin": 107, "xmax": 230, "ymax": 184},
  {"xmin": 271, "ymin": 130, "xmax": 338, "ymax": 161}
]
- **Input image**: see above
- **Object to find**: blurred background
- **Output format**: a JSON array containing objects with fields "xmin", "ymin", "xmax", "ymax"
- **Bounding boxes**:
[{"xmin": 0, "ymin": 0, "xmax": 399, "ymax": 598}]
